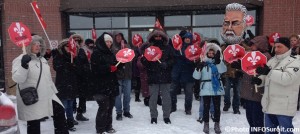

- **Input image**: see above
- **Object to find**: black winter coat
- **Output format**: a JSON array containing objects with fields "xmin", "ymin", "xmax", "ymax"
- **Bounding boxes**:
[
  {"xmin": 91, "ymin": 33, "xmax": 119, "ymax": 97},
  {"xmin": 53, "ymin": 49, "xmax": 79, "ymax": 100}
]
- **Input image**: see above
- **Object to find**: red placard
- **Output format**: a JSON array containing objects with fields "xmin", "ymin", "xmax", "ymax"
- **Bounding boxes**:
[
  {"xmin": 269, "ymin": 32, "xmax": 281, "ymax": 47},
  {"xmin": 185, "ymin": 44, "xmax": 202, "ymax": 61},
  {"xmin": 116, "ymin": 48, "xmax": 135, "ymax": 63},
  {"xmin": 223, "ymin": 44, "xmax": 246, "ymax": 63},
  {"xmin": 144, "ymin": 46, "xmax": 162, "ymax": 62},
  {"xmin": 172, "ymin": 34, "xmax": 183, "ymax": 50},
  {"xmin": 92, "ymin": 28, "xmax": 97, "ymax": 41},
  {"xmin": 241, "ymin": 51, "xmax": 267, "ymax": 75},
  {"xmin": 132, "ymin": 34, "xmax": 143, "ymax": 47},
  {"xmin": 8, "ymin": 22, "xmax": 32, "ymax": 47},
  {"xmin": 193, "ymin": 32, "xmax": 201, "ymax": 45},
  {"xmin": 245, "ymin": 15, "xmax": 254, "ymax": 26},
  {"xmin": 68, "ymin": 37, "xmax": 77, "ymax": 57}
]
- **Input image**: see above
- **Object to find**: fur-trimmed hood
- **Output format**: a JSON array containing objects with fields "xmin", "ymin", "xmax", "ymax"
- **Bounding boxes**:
[
  {"xmin": 147, "ymin": 29, "xmax": 169, "ymax": 46},
  {"xmin": 26, "ymin": 35, "xmax": 46, "ymax": 57},
  {"xmin": 70, "ymin": 34, "xmax": 84, "ymax": 46},
  {"xmin": 203, "ymin": 42, "xmax": 223, "ymax": 61},
  {"xmin": 57, "ymin": 38, "xmax": 69, "ymax": 55}
]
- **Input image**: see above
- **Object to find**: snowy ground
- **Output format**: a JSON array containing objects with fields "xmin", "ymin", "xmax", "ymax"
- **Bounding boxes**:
[{"xmin": 13, "ymin": 93, "xmax": 300, "ymax": 134}]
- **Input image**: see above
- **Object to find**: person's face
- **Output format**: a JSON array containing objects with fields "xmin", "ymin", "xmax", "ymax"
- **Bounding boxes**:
[
  {"xmin": 115, "ymin": 35, "xmax": 123, "ymax": 43},
  {"xmin": 88, "ymin": 43, "xmax": 95, "ymax": 48},
  {"xmin": 105, "ymin": 41, "xmax": 113, "ymax": 48},
  {"xmin": 184, "ymin": 38, "xmax": 191, "ymax": 44},
  {"xmin": 221, "ymin": 11, "xmax": 245, "ymax": 44},
  {"xmin": 274, "ymin": 43, "xmax": 289, "ymax": 55},
  {"xmin": 207, "ymin": 50, "xmax": 215, "ymax": 58},
  {"xmin": 64, "ymin": 45, "xmax": 70, "ymax": 53},
  {"xmin": 73, "ymin": 37, "xmax": 81, "ymax": 45},
  {"xmin": 31, "ymin": 41, "xmax": 41, "ymax": 54},
  {"xmin": 290, "ymin": 37, "xmax": 299, "ymax": 48},
  {"xmin": 154, "ymin": 35, "xmax": 162, "ymax": 40}
]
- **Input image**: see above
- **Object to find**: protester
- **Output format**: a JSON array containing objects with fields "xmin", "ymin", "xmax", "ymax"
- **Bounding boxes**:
[{"xmin": 12, "ymin": 35, "xmax": 69, "ymax": 134}]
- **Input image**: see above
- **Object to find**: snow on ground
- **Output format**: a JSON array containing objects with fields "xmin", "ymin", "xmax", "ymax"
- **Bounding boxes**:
[{"xmin": 16, "ymin": 94, "xmax": 300, "ymax": 134}]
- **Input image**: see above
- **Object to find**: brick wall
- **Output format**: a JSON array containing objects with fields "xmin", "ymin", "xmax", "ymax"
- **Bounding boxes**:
[
  {"xmin": 263, "ymin": 0, "xmax": 300, "ymax": 36},
  {"xmin": 2, "ymin": 0, "xmax": 62, "ymax": 94}
]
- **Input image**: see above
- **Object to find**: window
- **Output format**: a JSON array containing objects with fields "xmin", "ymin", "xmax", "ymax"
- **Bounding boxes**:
[
  {"xmin": 95, "ymin": 17, "xmax": 128, "ymax": 28},
  {"xmin": 70, "ymin": 15, "xmax": 93, "ymax": 29},
  {"xmin": 130, "ymin": 16, "xmax": 155, "ymax": 28},
  {"xmin": 193, "ymin": 14, "xmax": 224, "ymax": 26},
  {"xmin": 164, "ymin": 15, "xmax": 191, "ymax": 27}
]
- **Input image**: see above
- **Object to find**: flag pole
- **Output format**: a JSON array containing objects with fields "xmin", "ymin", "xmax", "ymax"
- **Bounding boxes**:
[{"xmin": 30, "ymin": 2, "xmax": 51, "ymax": 47}]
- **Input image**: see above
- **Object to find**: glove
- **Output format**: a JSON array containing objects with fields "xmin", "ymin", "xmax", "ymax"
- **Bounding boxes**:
[
  {"xmin": 21, "ymin": 55, "xmax": 31, "ymax": 69},
  {"xmin": 231, "ymin": 60, "xmax": 241, "ymax": 69},
  {"xmin": 251, "ymin": 77, "xmax": 262, "ymax": 85},
  {"xmin": 256, "ymin": 64, "xmax": 270, "ymax": 75},
  {"xmin": 160, "ymin": 62, "xmax": 168, "ymax": 69},
  {"xmin": 196, "ymin": 62, "xmax": 205, "ymax": 71},
  {"xmin": 235, "ymin": 71, "xmax": 243, "ymax": 78},
  {"xmin": 110, "ymin": 66, "xmax": 117, "ymax": 72},
  {"xmin": 213, "ymin": 50, "xmax": 221, "ymax": 64}
]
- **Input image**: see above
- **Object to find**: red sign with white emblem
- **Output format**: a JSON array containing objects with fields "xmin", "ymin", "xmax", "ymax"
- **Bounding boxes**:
[
  {"xmin": 132, "ymin": 34, "xmax": 143, "ymax": 47},
  {"xmin": 185, "ymin": 44, "xmax": 202, "ymax": 61},
  {"xmin": 223, "ymin": 44, "xmax": 246, "ymax": 63},
  {"xmin": 172, "ymin": 34, "xmax": 182, "ymax": 50},
  {"xmin": 241, "ymin": 51, "xmax": 267, "ymax": 75},
  {"xmin": 8, "ymin": 22, "xmax": 32, "ymax": 47},
  {"xmin": 269, "ymin": 32, "xmax": 281, "ymax": 46},
  {"xmin": 144, "ymin": 46, "xmax": 162, "ymax": 62},
  {"xmin": 116, "ymin": 48, "xmax": 135, "ymax": 63},
  {"xmin": 192, "ymin": 32, "xmax": 201, "ymax": 45},
  {"xmin": 245, "ymin": 15, "xmax": 254, "ymax": 26}
]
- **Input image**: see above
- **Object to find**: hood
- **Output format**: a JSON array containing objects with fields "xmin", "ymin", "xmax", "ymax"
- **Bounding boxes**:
[
  {"xmin": 203, "ymin": 42, "xmax": 223, "ymax": 61},
  {"xmin": 147, "ymin": 29, "xmax": 169, "ymax": 46},
  {"xmin": 95, "ymin": 32, "xmax": 113, "ymax": 52},
  {"xmin": 112, "ymin": 31, "xmax": 128, "ymax": 46},
  {"xmin": 57, "ymin": 38, "xmax": 69, "ymax": 55},
  {"xmin": 250, "ymin": 36, "xmax": 270, "ymax": 52},
  {"xmin": 70, "ymin": 34, "xmax": 84, "ymax": 46},
  {"xmin": 26, "ymin": 35, "xmax": 46, "ymax": 57}
]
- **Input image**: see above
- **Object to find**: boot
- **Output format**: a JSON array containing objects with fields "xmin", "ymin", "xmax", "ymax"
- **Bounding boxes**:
[
  {"xmin": 163, "ymin": 118, "xmax": 171, "ymax": 124},
  {"xmin": 76, "ymin": 113, "xmax": 89, "ymax": 121},
  {"xmin": 223, "ymin": 104, "xmax": 230, "ymax": 111},
  {"xmin": 67, "ymin": 119, "xmax": 76, "ymax": 131},
  {"xmin": 203, "ymin": 122, "xmax": 209, "ymax": 134},
  {"xmin": 233, "ymin": 109, "xmax": 241, "ymax": 114},
  {"xmin": 214, "ymin": 122, "xmax": 221, "ymax": 134},
  {"xmin": 197, "ymin": 117, "xmax": 203, "ymax": 123},
  {"xmin": 151, "ymin": 118, "xmax": 157, "ymax": 124},
  {"xmin": 116, "ymin": 114, "xmax": 122, "ymax": 121},
  {"xmin": 135, "ymin": 97, "xmax": 141, "ymax": 102},
  {"xmin": 144, "ymin": 97, "xmax": 150, "ymax": 106},
  {"xmin": 73, "ymin": 119, "xmax": 79, "ymax": 125},
  {"xmin": 123, "ymin": 112, "xmax": 133, "ymax": 118},
  {"xmin": 106, "ymin": 128, "xmax": 116, "ymax": 133}
]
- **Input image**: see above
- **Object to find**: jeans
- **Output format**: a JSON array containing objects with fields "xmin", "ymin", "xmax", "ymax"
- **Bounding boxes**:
[
  {"xmin": 115, "ymin": 79, "xmax": 132, "ymax": 114},
  {"xmin": 61, "ymin": 99, "xmax": 75, "ymax": 120},
  {"xmin": 224, "ymin": 77, "xmax": 241, "ymax": 110},
  {"xmin": 264, "ymin": 114, "xmax": 294, "ymax": 134},
  {"xmin": 244, "ymin": 99, "xmax": 264, "ymax": 134},
  {"xmin": 170, "ymin": 82, "xmax": 194, "ymax": 111},
  {"xmin": 199, "ymin": 97, "xmax": 214, "ymax": 118}
]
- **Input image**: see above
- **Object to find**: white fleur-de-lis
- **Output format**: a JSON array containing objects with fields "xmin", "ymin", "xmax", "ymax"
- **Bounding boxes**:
[
  {"xmin": 273, "ymin": 33, "xmax": 279, "ymax": 41},
  {"xmin": 174, "ymin": 35, "xmax": 180, "ymax": 44},
  {"xmin": 189, "ymin": 45, "xmax": 197, "ymax": 55},
  {"xmin": 123, "ymin": 49, "xmax": 132, "ymax": 57},
  {"xmin": 147, "ymin": 48, "xmax": 155, "ymax": 55},
  {"xmin": 13, "ymin": 22, "xmax": 25, "ymax": 36},
  {"xmin": 193, "ymin": 34, "xmax": 197, "ymax": 41},
  {"xmin": 228, "ymin": 45, "xmax": 240, "ymax": 56},
  {"xmin": 246, "ymin": 15, "xmax": 251, "ymax": 22},
  {"xmin": 134, "ymin": 35, "xmax": 139, "ymax": 42},
  {"xmin": 247, "ymin": 52, "xmax": 261, "ymax": 65}
]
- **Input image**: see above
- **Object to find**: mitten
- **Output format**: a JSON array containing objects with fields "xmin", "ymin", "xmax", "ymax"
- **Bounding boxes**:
[{"xmin": 21, "ymin": 55, "xmax": 31, "ymax": 69}]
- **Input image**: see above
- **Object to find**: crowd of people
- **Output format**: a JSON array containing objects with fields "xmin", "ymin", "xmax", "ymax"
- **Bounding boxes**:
[{"xmin": 11, "ymin": 2, "xmax": 300, "ymax": 134}]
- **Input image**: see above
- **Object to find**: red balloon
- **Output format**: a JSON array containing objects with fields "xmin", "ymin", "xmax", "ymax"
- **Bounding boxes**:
[
  {"xmin": 143, "ymin": 46, "xmax": 162, "ymax": 62},
  {"xmin": 8, "ymin": 22, "xmax": 32, "ymax": 47},
  {"xmin": 132, "ymin": 34, "xmax": 143, "ymax": 47},
  {"xmin": 172, "ymin": 34, "xmax": 182, "ymax": 50},
  {"xmin": 193, "ymin": 32, "xmax": 201, "ymax": 44},
  {"xmin": 185, "ymin": 44, "xmax": 202, "ymax": 61},
  {"xmin": 245, "ymin": 15, "xmax": 255, "ymax": 26},
  {"xmin": 223, "ymin": 44, "xmax": 246, "ymax": 63},
  {"xmin": 269, "ymin": 32, "xmax": 281, "ymax": 46},
  {"xmin": 241, "ymin": 51, "xmax": 267, "ymax": 75},
  {"xmin": 116, "ymin": 48, "xmax": 135, "ymax": 63}
]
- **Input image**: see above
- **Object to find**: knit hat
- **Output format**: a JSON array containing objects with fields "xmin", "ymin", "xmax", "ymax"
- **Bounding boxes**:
[
  {"xmin": 104, "ymin": 34, "xmax": 113, "ymax": 43},
  {"xmin": 250, "ymin": 36, "xmax": 269, "ymax": 52},
  {"xmin": 275, "ymin": 37, "xmax": 290, "ymax": 49}
]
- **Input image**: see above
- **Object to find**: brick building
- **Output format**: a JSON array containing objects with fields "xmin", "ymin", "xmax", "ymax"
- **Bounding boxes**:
[{"xmin": 0, "ymin": 0, "xmax": 299, "ymax": 94}]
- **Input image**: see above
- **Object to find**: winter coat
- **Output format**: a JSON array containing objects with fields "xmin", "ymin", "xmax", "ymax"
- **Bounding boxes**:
[
  {"xmin": 171, "ymin": 32, "xmax": 195, "ymax": 83},
  {"xmin": 12, "ymin": 35, "xmax": 63, "ymax": 121},
  {"xmin": 91, "ymin": 32, "xmax": 119, "ymax": 97},
  {"xmin": 259, "ymin": 50, "xmax": 300, "ymax": 116},
  {"xmin": 193, "ymin": 43, "xmax": 227, "ymax": 96},
  {"xmin": 111, "ymin": 31, "xmax": 132, "ymax": 80},
  {"xmin": 53, "ymin": 39, "xmax": 79, "ymax": 100},
  {"xmin": 140, "ymin": 29, "xmax": 174, "ymax": 84},
  {"xmin": 240, "ymin": 36, "xmax": 272, "ymax": 102}
]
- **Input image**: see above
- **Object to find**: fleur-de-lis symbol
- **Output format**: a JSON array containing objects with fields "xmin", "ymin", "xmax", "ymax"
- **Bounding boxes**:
[
  {"xmin": 147, "ymin": 48, "xmax": 155, "ymax": 55},
  {"xmin": 193, "ymin": 34, "xmax": 197, "ymax": 41},
  {"xmin": 174, "ymin": 35, "xmax": 180, "ymax": 44},
  {"xmin": 134, "ymin": 35, "xmax": 140, "ymax": 42},
  {"xmin": 228, "ymin": 45, "xmax": 240, "ymax": 56},
  {"xmin": 247, "ymin": 52, "xmax": 261, "ymax": 65},
  {"xmin": 189, "ymin": 45, "xmax": 197, "ymax": 55},
  {"xmin": 13, "ymin": 22, "xmax": 25, "ymax": 36},
  {"xmin": 123, "ymin": 49, "xmax": 132, "ymax": 57},
  {"xmin": 246, "ymin": 15, "xmax": 251, "ymax": 22},
  {"xmin": 273, "ymin": 33, "xmax": 279, "ymax": 41}
]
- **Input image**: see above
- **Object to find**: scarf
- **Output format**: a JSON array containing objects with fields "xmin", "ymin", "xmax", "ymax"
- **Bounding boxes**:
[{"xmin": 206, "ymin": 60, "xmax": 221, "ymax": 95}]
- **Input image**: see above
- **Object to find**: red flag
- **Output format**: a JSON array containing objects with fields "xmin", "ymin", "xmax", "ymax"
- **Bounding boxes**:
[
  {"xmin": 68, "ymin": 37, "xmax": 77, "ymax": 57},
  {"xmin": 30, "ymin": 2, "xmax": 47, "ymax": 29},
  {"xmin": 154, "ymin": 19, "xmax": 163, "ymax": 30},
  {"xmin": 86, "ymin": 50, "xmax": 91, "ymax": 61},
  {"xmin": 92, "ymin": 28, "xmax": 97, "ymax": 41}
]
